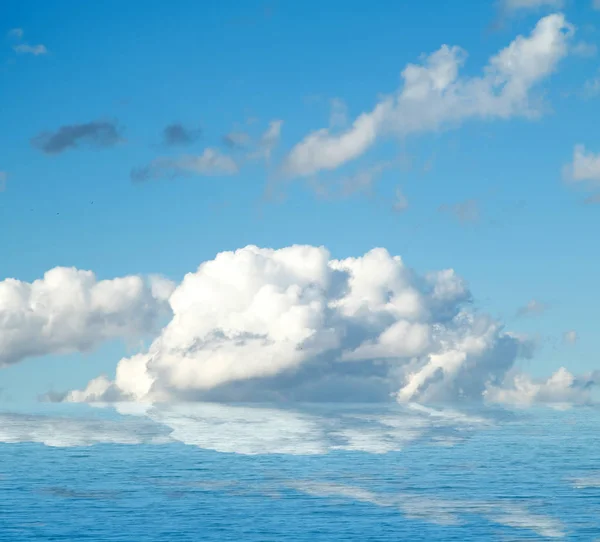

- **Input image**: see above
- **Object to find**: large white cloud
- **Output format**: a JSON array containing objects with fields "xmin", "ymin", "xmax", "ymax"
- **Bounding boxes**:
[
  {"xmin": 61, "ymin": 244, "xmax": 539, "ymax": 404},
  {"xmin": 282, "ymin": 14, "xmax": 573, "ymax": 177},
  {"xmin": 0, "ymin": 267, "xmax": 172, "ymax": 367}
]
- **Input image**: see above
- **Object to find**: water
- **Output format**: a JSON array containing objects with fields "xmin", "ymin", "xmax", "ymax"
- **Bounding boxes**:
[{"xmin": 1, "ymin": 403, "xmax": 599, "ymax": 541}]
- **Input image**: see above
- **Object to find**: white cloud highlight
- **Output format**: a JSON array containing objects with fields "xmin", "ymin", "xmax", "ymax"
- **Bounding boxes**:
[
  {"xmin": 61, "ymin": 244, "xmax": 536, "ymax": 405},
  {"xmin": 0, "ymin": 267, "xmax": 171, "ymax": 367},
  {"xmin": 283, "ymin": 14, "xmax": 573, "ymax": 177}
]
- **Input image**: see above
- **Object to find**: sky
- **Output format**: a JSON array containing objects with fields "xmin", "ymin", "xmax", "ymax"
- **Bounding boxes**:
[{"xmin": 1, "ymin": 0, "xmax": 599, "ymax": 407}]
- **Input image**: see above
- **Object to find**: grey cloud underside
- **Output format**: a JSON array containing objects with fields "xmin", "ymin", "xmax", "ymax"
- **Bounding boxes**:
[
  {"xmin": 31, "ymin": 121, "xmax": 121, "ymax": 154},
  {"xmin": 162, "ymin": 123, "xmax": 202, "ymax": 146}
]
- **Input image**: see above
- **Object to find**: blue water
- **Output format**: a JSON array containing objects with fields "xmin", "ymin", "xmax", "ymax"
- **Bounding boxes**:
[{"xmin": 1, "ymin": 403, "xmax": 599, "ymax": 541}]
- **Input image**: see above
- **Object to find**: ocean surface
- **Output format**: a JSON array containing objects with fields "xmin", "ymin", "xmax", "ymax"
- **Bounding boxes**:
[{"xmin": 1, "ymin": 402, "xmax": 599, "ymax": 541}]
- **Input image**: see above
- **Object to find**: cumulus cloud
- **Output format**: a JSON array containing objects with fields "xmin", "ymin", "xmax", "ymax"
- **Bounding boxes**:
[
  {"xmin": 31, "ymin": 121, "xmax": 122, "ymax": 154},
  {"xmin": 0, "ymin": 267, "xmax": 172, "ymax": 367},
  {"xmin": 282, "ymin": 14, "xmax": 573, "ymax": 177},
  {"xmin": 130, "ymin": 148, "xmax": 239, "ymax": 182},
  {"xmin": 162, "ymin": 123, "xmax": 202, "ymax": 146},
  {"xmin": 485, "ymin": 367, "xmax": 600, "ymax": 408},
  {"xmin": 58, "ymin": 244, "xmax": 542, "ymax": 405},
  {"xmin": 563, "ymin": 144, "xmax": 600, "ymax": 186}
]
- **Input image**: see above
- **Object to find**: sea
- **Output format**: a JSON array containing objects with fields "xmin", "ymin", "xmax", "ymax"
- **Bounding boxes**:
[{"xmin": 0, "ymin": 402, "xmax": 599, "ymax": 541}]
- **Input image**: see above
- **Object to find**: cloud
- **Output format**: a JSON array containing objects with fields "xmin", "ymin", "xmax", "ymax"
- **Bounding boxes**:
[
  {"xmin": 563, "ymin": 330, "xmax": 578, "ymax": 344},
  {"xmin": 563, "ymin": 144, "xmax": 600, "ymax": 186},
  {"xmin": 249, "ymin": 120, "xmax": 283, "ymax": 162},
  {"xmin": 162, "ymin": 123, "xmax": 201, "ymax": 146},
  {"xmin": 516, "ymin": 298, "xmax": 548, "ymax": 317},
  {"xmin": 31, "ymin": 121, "xmax": 122, "ymax": 155},
  {"xmin": 131, "ymin": 148, "xmax": 239, "ymax": 182},
  {"xmin": 439, "ymin": 199, "xmax": 480, "ymax": 224},
  {"xmin": 571, "ymin": 41, "xmax": 597, "ymax": 58},
  {"xmin": 0, "ymin": 267, "xmax": 172, "ymax": 367},
  {"xmin": 329, "ymin": 98, "xmax": 349, "ymax": 128},
  {"xmin": 485, "ymin": 367, "xmax": 600, "ymax": 408},
  {"xmin": 57, "ymin": 244, "xmax": 543, "ymax": 405},
  {"xmin": 392, "ymin": 187, "xmax": 409, "ymax": 213},
  {"xmin": 582, "ymin": 73, "xmax": 600, "ymax": 99},
  {"xmin": 499, "ymin": 0, "xmax": 564, "ymax": 14},
  {"xmin": 594, "ymin": 0, "xmax": 600, "ymax": 10},
  {"xmin": 13, "ymin": 43, "xmax": 48, "ymax": 56},
  {"xmin": 584, "ymin": 193, "xmax": 600, "ymax": 204},
  {"xmin": 0, "ymin": 171, "xmax": 6, "ymax": 191},
  {"xmin": 222, "ymin": 131, "xmax": 252, "ymax": 149},
  {"xmin": 310, "ymin": 162, "xmax": 392, "ymax": 200},
  {"xmin": 282, "ymin": 14, "xmax": 573, "ymax": 177},
  {"xmin": 7, "ymin": 28, "xmax": 24, "ymax": 39}
]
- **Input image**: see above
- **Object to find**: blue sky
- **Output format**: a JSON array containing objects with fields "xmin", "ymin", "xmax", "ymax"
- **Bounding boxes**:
[{"xmin": 1, "ymin": 0, "xmax": 599, "ymax": 405}]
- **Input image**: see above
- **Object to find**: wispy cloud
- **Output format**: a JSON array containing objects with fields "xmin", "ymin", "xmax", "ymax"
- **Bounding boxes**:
[
  {"xmin": 563, "ymin": 330, "xmax": 578, "ymax": 344},
  {"xmin": 131, "ymin": 148, "xmax": 239, "ymax": 182},
  {"xmin": 13, "ymin": 43, "xmax": 48, "ymax": 56},
  {"xmin": 516, "ymin": 299, "xmax": 549, "ymax": 317},
  {"xmin": 31, "ymin": 121, "xmax": 122, "ymax": 154},
  {"xmin": 438, "ymin": 199, "xmax": 480, "ymax": 225},
  {"xmin": 282, "ymin": 14, "xmax": 573, "ymax": 177},
  {"xmin": 7, "ymin": 28, "xmax": 23, "ymax": 39}
]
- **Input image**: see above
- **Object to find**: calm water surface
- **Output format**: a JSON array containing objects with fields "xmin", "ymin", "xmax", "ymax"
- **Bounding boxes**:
[{"xmin": 1, "ymin": 403, "xmax": 599, "ymax": 541}]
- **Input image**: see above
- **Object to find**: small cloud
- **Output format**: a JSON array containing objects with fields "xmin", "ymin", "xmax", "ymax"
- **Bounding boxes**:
[
  {"xmin": 499, "ymin": 0, "xmax": 564, "ymax": 15},
  {"xmin": 248, "ymin": 120, "xmax": 283, "ymax": 162},
  {"xmin": 31, "ymin": 120, "xmax": 122, "ymax": 155},
  {"xmin": 222, "ymin": 131, "xmax": 251, "ymax": 149},
  {"xmin": 311, "ymin": 162, "xmax": 391, "ymax": 200},
  {"xmin": 7, "ymin": 28, "xmax": 23, "ymax": 39},
  {"xmin": 392, "ymin": 187, "xmax": 409, "ymax": 213},
  {"xmin": 439, "ymin": 199, "xmax": 480, "ymax": 225},
  {"xmin": 594, "ymin": 0, "xmax": 600, "ymax": 10},
  {"xmin": 563, "ymin": 144, "xmax": 600, "ymax": 186},
  {"xmin": 162, "ymin": 123, "xmax": 201, "ymax": 147},
  {"xmin": 0, "ymin": 171, "xmax": 7, "ymax": 192},
  {"xmin": 13, "ymin": 43, "xmax": 48, "ymax": 56},
  {"xmin": 563, "ymin": 330, "xmax": 578, "ymax": 344},
  {"xmin": 572, "ymin": 41, "xmax": 597, "ymax": 58},
  {"xmin": 582, "ymin": 73, "xmax": 600, "ymax": 99},
  {"xmin": 131, "ymin": 148, "xmax": 238, "ymax": 182},
  {"xmin": 516, "ymin": 299, "xmax": 548, "ymax": 317}
]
